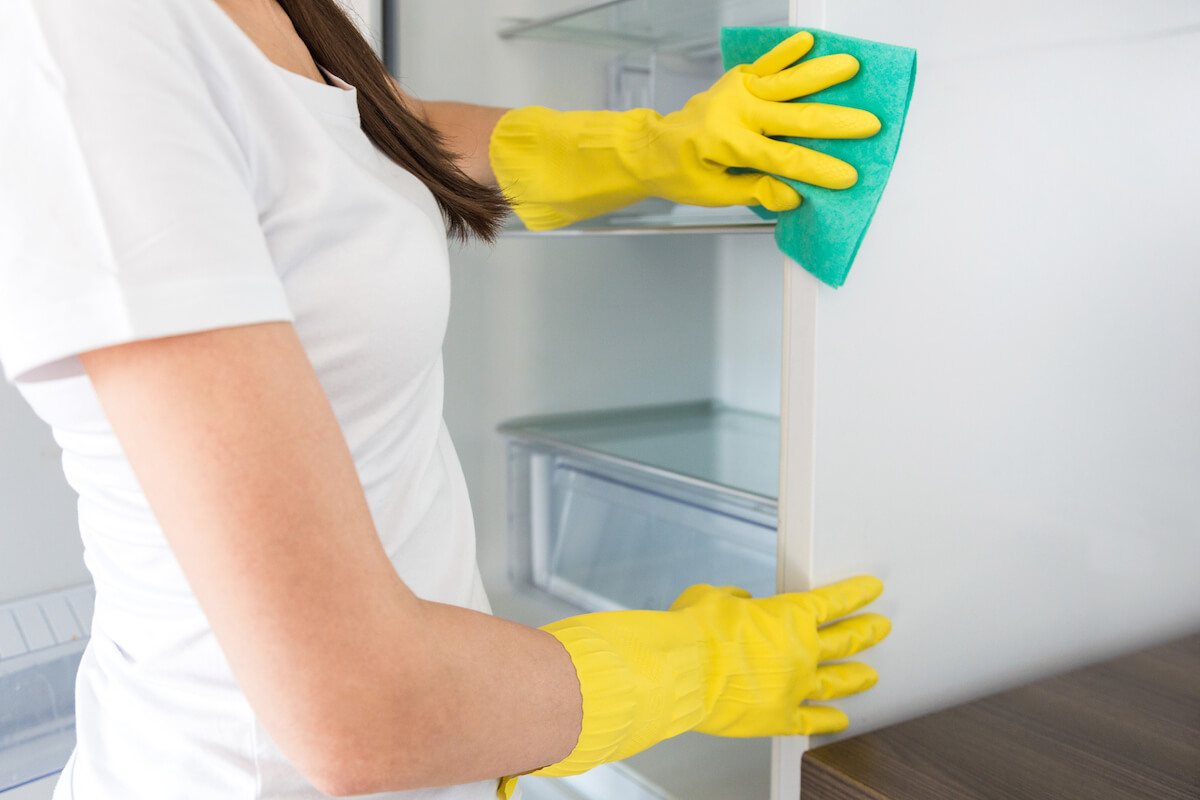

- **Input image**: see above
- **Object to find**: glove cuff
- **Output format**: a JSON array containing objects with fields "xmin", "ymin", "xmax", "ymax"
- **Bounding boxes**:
[
  {"xmin": 488, "ymin": 106, "xmax": 660, "ymax": 230},
  {"xmin": 529, "ymin": 621, "xmax": 638, "ymax": 776},
  {"xmin": 529, "ymin": 614, "xmax": 709, "ymax": 778}
]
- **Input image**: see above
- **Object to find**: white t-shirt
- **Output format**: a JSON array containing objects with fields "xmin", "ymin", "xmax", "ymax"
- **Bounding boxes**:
[{"xmin": 0, "ymin": 1, "xmax": 499, "ymax": 798}]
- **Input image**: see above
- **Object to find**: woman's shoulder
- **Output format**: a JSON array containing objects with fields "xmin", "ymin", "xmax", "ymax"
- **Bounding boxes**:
[
  {"xmin": 0, "ymin": 1, "xmax": 293, "ymax": 384},
  {"xmin": 8, "ymin": 0, "xmax": 253, "ymax": 90}
]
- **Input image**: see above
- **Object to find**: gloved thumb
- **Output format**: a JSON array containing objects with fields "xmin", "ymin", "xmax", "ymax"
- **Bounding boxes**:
[
  {"xmin": 711, "ymin": 173, "xmax": 802, "ymax": 212},
  {"xmin": 793, "ymin": 704, "xmax": 850, "ymax": 735}
]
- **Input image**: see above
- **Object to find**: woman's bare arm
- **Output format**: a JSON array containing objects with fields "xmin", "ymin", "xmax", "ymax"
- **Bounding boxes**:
[
  {"xmin": 420, "ymin": 101, "xmax": 509, "ymax": 186},
  {"xmin": 396, "ymin": 86, "xmax": 508, "ymax": 187},
  {"xmin": 80, "ymin": 322, "xmax": 581, "ymax": 796}
]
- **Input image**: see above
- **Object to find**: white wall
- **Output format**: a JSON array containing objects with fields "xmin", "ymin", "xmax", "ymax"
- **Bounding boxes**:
[{"xmin": 803, "ymin": 0, "xmax": 1200, "ymax": 738}]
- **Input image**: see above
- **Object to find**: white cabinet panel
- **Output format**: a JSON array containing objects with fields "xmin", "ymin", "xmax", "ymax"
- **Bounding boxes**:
[{"xmin": 791, "ymin": 3, "xmax": 1200, "ymax": 743}]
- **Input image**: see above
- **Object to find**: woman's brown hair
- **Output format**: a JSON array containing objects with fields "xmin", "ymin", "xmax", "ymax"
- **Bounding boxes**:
[{"xmin": 277, "ymin": 0, "xmax": 510, "ymax": 244}]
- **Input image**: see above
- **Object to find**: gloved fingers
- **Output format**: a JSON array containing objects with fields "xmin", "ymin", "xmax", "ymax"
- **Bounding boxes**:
[
  {"xmin": 817, "ymin": 613, "xmax": 892, "ymax": 661},
  {"xmin": 712, "ymin": 586, "xmax": 754, "ymax": 599},
  {"xmin": 743, "ymin": 175, "xmax": 803, "ymax": 211},
  {"xmin": 784, "ymin": 575, "xmax": 885, "ymax": 624},
  {"xmin": 811, "ymin": 662, "xmax": 880, "ymax": 700},
  {"xmin": 750, "ymin": 98, "xmax": 881, "ymax": 140},
  {"xmin": 746, "ymin": 30, "xmax": 815, "ymax": 77},
  {"xmin": 691, "ymin": 173, "xmax": 801, "ymax": 212},
  {"xmin": 741, "ymin": 135, "xmax": 858, "ymax": 190},
  {"xmin": 793, "ymin": 704, "xmax": 850, "ymax": 735},
  {"xmin": 750, "ymin": 53, "xmax": 860, "ymax": 101}
]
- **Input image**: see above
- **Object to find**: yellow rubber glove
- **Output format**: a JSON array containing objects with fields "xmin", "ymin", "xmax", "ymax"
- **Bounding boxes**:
[
  {"xmin": 489, "ymin": 31, "xmax": 882, "ymax": 231},
  {"xmin": 499, "ymin": 576, "xmax": 889, "ymax": 797}
]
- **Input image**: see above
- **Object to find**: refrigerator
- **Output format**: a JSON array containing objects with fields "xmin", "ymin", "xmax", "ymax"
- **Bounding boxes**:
[{"xmin": 397, "ymin": 0, "xmax": 1200, "ymax": 798}]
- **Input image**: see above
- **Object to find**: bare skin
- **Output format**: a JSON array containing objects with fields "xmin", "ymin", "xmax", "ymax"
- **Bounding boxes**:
[
  {"xmin": 213, "ymin": 0, "xmax": 327, "ymax": 82},
  {"xmin": 421, "ymin": 101, "xmax": 509, "ymax": 185},
  {"xmin": 79, "ymin": 2, "xmax": 582, "ymax": 795}
]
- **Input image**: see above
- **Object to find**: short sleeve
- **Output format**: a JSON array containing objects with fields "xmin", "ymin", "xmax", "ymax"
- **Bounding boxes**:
[{"xmin": 0, "ymin": 0, "xmax": 293, "ymax": 383}]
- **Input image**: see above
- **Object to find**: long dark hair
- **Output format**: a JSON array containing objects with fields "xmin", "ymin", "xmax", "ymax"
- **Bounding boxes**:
[{"xmin": 277, "ymin": 0, "xmax": 510, "ymax": 244}]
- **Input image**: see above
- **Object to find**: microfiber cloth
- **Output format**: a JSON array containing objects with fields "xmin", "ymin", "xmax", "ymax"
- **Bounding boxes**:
[{"xmin": 721, "ymin": 27, "xmax": 917, "ymax": 288}]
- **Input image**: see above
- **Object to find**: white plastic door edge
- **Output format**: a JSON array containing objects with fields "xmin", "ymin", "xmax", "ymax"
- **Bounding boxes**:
[{"xmin": 772, "ymin": 1, "xmax": 826, "ymax": 795}]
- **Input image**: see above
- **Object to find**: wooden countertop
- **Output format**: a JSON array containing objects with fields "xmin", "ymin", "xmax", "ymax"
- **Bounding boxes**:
[{"xmin": 801, "ymin": 633, "xmax": 1200, "ymax": 800}]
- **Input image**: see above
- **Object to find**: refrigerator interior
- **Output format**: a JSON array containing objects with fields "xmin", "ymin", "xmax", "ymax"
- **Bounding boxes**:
[{"xmin": 397, "ymin": 1, "xmax": 790, "ymax": 796}]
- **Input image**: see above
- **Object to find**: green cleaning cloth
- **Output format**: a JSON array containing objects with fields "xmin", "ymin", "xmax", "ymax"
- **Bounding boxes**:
[{"xmin": 721, "ymin": 27, "xmax": 917, "ymax": 288}]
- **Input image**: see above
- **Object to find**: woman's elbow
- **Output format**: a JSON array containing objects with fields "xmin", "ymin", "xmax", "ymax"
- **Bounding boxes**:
[
  {"xmin": 301, "ymin": 745, "xmax": 416, "ymax": 798},
  {"xmin": 287, "ymin": 701, "xmax": 446, "ymax": 796},
  {"xmin": 305, "ymin": 766, "xmax": 361, "ymax": 798},
  {"xmin": 306, "ymin": 762, "xmax": 381, "ymax": 799}
]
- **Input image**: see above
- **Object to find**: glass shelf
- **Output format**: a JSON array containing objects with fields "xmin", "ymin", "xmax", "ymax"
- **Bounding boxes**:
[
  {"xmin": 499, "ymin": 400, "xmax": 780, "ymax": 500},
  {"xmin": 502, "ymin": 199, "xmax": 776, "ymax": 237},
  {"xmin": 499, "ymin": 0, "xmax": 787, "ymax": 57}
]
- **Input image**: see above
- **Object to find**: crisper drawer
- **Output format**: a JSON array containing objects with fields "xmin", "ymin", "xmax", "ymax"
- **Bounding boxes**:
[
  {"xmin": 502, "ymin": 403, "xmax": 779, "ymax": 614},
  {"xmin": 1, "ymin": 585, "xmax": 94, "ymax": 794}
]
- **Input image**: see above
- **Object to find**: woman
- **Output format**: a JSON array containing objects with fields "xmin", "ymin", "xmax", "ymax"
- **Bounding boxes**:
[{"xmin": 0, "ymin": 0, "xmax": 890, "ymax": 797}]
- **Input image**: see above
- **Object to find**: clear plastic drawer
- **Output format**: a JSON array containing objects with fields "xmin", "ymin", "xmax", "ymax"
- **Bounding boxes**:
[{"xmin": 500, "ymin": 403, "xmax": 778, "ymax": 613}]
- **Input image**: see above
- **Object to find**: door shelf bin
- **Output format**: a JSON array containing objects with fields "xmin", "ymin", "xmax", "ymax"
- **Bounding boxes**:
[
  {"xmin": 500, "ymin": 403, "xmax": 779, "ymax": 613},
  {"xmin": 1, "ymin": 585, "xmax": 95, "ymax": 794}
]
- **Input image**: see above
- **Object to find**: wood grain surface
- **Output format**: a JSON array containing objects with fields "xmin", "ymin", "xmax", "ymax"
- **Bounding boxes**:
[{"xmin": 801, "ymin": 634, "xmax": 1200, "ymax": 800}]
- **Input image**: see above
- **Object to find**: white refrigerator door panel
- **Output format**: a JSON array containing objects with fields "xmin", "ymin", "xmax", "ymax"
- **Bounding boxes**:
[
  {"xmin": 795, "ymin": 2, "xmax": 1200, "ymax": 746},
  {"xmin": 825, "ymin": 0, "xmax": 1200, "ymax": 65}
]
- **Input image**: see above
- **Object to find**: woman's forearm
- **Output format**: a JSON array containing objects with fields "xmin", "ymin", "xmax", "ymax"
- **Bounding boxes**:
[
  {"xmin": 408, "ymin": 601, "xmax": 582, "ymax": 789},
  {"xmin": 421, "ymin": 101, "xmax": 510, "ymax": 187},
  {"xmin": 308, "ymin": 596, "xmax": 583, "ymax": 796}
]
